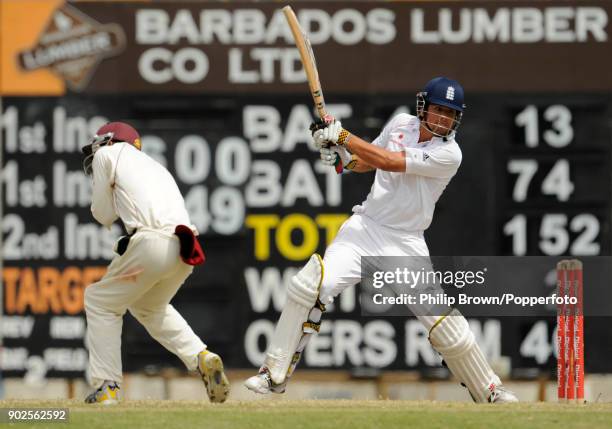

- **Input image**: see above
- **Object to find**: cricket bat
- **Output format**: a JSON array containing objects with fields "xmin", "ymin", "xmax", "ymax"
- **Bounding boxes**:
[
  {"xmin": 283, "ymin": 6, "xmax": 344, "ymax": 173},
  {"xmin": 282, "ymin": 5, "xmax": 330, "ymax": 122}
]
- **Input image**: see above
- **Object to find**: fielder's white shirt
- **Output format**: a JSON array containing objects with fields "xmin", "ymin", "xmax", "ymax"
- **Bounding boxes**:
[
  {"xmin": 91, "ymin": 143, "xmax": 197, "ymax": 235},
  {"xmin": 352, "ymin": 113, "xmax": 462, "ymax": 232}
]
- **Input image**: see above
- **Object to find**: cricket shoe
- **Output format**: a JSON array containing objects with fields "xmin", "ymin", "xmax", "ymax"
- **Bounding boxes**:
[
  {"xmin": 84, "ymin": 380, "xmax": 120, "ymax": 405},
  {"xmin": 489, "ymin": 384, "xmax": 519, "ymax": 403},
  {"xmin": 197, "ymin": 349, "xmax": 230, "ymax": 403},
  {"xmin": 244, "ymin": 367, "xmax": 287, "ymax": 394}
]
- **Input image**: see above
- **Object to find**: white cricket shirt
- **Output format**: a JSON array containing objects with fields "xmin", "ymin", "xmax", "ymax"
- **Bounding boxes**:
[
  {"xmin": 352, "ymin": 113, "xmax": 462, "ymax": 232},
  {"xmin": 90, "ymin": 142, "xmax": 196, "ymax": 235}
]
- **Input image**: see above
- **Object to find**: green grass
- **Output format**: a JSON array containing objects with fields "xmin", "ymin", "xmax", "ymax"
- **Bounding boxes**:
[{"xmin": 1, "ymin": 400, "xmax": 611, "ymax": 429}]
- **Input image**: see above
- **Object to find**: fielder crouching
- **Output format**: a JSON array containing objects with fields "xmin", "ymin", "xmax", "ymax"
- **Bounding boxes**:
[
  {"xmin": 82, "ymin": 122, "xmax": 229, "ymax": 404},
  {"xmin": 246, "ymin": 77, "xmax": 518, "ymax": 404}
]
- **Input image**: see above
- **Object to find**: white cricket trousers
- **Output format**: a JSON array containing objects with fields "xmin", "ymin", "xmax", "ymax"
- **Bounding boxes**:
[
  {"xmin": 319, "ymin": 214, "xmax": 450, "ymax": 331},
  {"xmin": 313, "ymin": 214, "xmax": 502, "ymax": 402},
  {"xmin": 84, "ymin": 229, "xmax": 206, "ymax": 387}
]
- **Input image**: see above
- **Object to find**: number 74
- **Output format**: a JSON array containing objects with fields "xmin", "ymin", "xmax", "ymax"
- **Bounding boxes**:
[{"xmin": 508, "ymin": 159, "xmax": 574, "ymax": 202}]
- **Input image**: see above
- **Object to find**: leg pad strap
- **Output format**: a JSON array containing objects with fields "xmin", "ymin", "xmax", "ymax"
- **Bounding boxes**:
[
  {"xmin": 429, "ymin": 309, "xmax": 501, "ymax": 403},
  {"xmin": 264, "ymin": 254, "xmax": 324, "ymax": 385}
]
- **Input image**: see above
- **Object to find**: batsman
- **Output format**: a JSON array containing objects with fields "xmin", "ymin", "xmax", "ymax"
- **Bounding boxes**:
[{"xmin": 246, "ymin": 77, "xmax": 518, "ymax": 403}]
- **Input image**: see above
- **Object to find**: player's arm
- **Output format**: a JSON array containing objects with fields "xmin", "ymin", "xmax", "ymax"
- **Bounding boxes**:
[
  {"xmin": 403, "ymin": 145, "xmax": 462, "ymax": 178},
  {"xmin": 319, "ymin": 144, "xmax": 375, "ymax": 173},
  {"xmin": 346, "ymin": 135, "xmax": 461, "ymax": 177},
  {"xmin": 344, "ymin": 153, "xmax": 376, "ymax": 173},
  {"xmin": 312, "ymin": 120, "xmax": 384, "ymax": 173},
  {"xmin": 313, "ymin": 119, "xmax": 405, "ymax": 173},
  {"xmin": 91, "ymin": 150, "xmax": 119, "ymax": 228},
  {"xmin": 344, "ymin": 134, "xmax": 406, "ymax": 172},
  {"xmin": 316, "ymin": 119, "xmax": 461, "ymax": 176}
]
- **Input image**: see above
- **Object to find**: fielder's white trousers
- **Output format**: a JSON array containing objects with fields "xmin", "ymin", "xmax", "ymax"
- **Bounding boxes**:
[{"xmin": 84, "ymin": 229, "xmax": 205, "ymax": 387}]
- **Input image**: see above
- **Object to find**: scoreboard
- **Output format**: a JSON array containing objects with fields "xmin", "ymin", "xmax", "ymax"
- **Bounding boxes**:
[
  {"xmin": 2, "ymin": 0, "xmax": 612, "ymax": 379},
  {"xmin": 500, "ymin": 98, "xmax": 611, "ymax": 257}
]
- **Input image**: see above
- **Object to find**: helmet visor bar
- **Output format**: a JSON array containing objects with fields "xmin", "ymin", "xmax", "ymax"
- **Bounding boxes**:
[
  {"xmin": 82, "ymin": 132, "xmax": 114, "ymax": 176},
  {"xmin": 416, "ymin": 92, "xmax": 463, "ymax": 138}
]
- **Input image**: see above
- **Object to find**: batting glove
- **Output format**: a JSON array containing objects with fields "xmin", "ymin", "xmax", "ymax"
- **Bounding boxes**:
[
  {"xmin": 320, "ymin": 145, "xmax": 351, "ymax": 167},
  {"xmin": 310, "ymin": 119, "xmax": 351, "ymax": 148}
]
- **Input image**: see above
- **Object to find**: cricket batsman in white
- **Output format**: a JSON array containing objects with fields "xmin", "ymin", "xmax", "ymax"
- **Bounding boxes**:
[
  {"xmin": 81, "ymin": 122, "xmax": 229, "ymax": 404},
  {"xmin": 246, "ymin": 77, "xmax": 518, "ymax": 403}
]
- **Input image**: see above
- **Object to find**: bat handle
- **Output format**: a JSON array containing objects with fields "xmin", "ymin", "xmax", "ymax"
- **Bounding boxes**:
[
  {"xmin": 322, "ymin": 113, "xmax": 334, "ymax": 124},
  {"xmin": 310, "ymin": 115, "xmax": 335, "ymax": 148}
]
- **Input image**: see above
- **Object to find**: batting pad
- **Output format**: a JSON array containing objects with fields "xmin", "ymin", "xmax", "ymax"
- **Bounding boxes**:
[
  {"xmin": 429, "ymin": 309, "xmax": 501, "ymax": 403},
  {"xmin": 264, "ymin": 254, "xmax": 323, "ymax": 385}
]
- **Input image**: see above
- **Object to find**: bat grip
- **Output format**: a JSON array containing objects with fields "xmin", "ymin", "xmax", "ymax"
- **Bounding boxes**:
[
  {"xmin": 310, "ymin": 117, "xmax": 334, "ymax": 149},
  {"xmin": 310, "ymin": 118, "xmax": 328, "ymax": 133}
]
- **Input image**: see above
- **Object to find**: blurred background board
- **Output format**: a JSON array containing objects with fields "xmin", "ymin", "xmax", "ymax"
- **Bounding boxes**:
[{"xmin": 1, "ymin": 1, "xmax": 612, "ymax": 385}]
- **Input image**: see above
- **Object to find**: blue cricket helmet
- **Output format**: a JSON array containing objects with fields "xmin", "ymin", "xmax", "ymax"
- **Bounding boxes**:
[
  {"xmin": 416, "ymin": 77, "xmax": 466, "ymax": 139},
  {"xmin": 422, "ymin": 77, "xmax": 466, "ymax": 112}
]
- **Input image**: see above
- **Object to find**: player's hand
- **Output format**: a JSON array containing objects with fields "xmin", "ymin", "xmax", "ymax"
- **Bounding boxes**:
[
  {"xmin": 320, "ymin": 145, "xmax": 351, "ymax": 167},
  {"xmin": 309, "ymin": 117, "xmax": 330, "ymax": 135},
  {"xmin": 311, "ymin": 120, "xmax": 343, "ymax": 148}
]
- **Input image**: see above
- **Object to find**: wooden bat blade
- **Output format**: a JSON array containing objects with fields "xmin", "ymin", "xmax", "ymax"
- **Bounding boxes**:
[{"xmin": 282, "ymin": 6, "xmax": 327, "ymax": 119}]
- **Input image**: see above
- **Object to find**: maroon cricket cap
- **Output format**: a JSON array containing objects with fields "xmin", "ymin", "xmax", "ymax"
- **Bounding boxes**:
[{"xmin": 95, "ymin": 122, "xmax": 141, "ymax": 149}]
